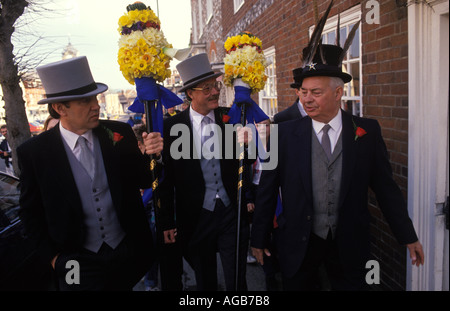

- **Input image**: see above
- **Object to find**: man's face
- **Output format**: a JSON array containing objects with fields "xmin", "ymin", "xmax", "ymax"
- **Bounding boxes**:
[
  {"xmin": 53, "ymin": 95, "xmax": 100, "ymax": 135},
  {"xmin": 300, "ymin": 76, "xmax": 343, "ymax": 123},
  {"xmin": 0, "ymin": 128, "xmax": 7, "ymax": 137},
  {"xmin": 187, "ymin": 77, "xmax": 220, "ymax": 116}
]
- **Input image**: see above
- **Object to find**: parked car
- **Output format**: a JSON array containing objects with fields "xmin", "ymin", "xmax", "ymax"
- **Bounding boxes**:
[{"xmin": 0, "ymin": 172, "xmax": 53, "ymax": 290}]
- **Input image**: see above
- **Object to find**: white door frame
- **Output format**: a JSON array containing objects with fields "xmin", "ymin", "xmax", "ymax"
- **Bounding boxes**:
[{"xmin": 407, "ymin": 0, "xmax": 449, "ymax": 291}]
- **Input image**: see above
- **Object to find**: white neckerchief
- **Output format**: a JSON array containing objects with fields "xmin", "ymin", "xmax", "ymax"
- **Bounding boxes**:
[{"xmin": 311, "ymin": 109, "xmax": 342, "ymax": 154}]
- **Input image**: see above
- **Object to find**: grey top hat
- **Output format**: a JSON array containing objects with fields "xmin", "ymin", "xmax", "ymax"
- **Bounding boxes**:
[
  {"xmin": 37, "ymin": 56, "xmax": 108, "ymax": 105},
  {"xmin": 176, "ymin": 53, "xmax": 222, "ymax": 92}
]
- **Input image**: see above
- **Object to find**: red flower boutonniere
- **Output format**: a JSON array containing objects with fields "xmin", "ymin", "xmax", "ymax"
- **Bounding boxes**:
[
  {"xmin": 113, "ymin": 132, "xmax": 124, "ymax": 144},
  {"xmin": 222, "ymin": 114, "xmax": 231, "ymax": 124},
  {"xmin": 352, "ymin": 118, "xmax": 367, "ymax": 141},
  {"xmin": 102, "ymin": 125, "xmax": 124, "ymax": 146}
]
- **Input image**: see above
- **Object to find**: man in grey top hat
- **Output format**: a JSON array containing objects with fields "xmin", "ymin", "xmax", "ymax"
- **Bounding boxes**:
[
  {"xmin": 153, "ymin": 53, "xmax": 252, "ymax": 291},
  {"xmin": 17, "ymin": 56, "xmax": 162, "ymax": 290}
]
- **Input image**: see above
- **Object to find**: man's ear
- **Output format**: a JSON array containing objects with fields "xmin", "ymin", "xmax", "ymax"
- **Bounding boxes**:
[
  {"xmin": 335, "ymin": 86, "xmax": 344, "ymax": 101},
  {"xmin": 186, "ymin": 89, "xmax": 194, "ymax": 101},
  {"xmin": 51, "ymin": 103, "xmax": 67, "ymax": 117}
]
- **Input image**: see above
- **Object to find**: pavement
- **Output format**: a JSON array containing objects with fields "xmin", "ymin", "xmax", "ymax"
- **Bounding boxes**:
[{"xmin": 133, "ymin": 254, "xmax": 282, "ymax": 291}]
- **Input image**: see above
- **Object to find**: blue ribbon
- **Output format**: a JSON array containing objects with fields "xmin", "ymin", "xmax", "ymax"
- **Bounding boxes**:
[
  {"xmin": 227, "ymin": 86, "xmax": 269, "ymax": 125},
  {"xmin": 128, "ymin": 77, "xmax": 183, "ymax": 135}
]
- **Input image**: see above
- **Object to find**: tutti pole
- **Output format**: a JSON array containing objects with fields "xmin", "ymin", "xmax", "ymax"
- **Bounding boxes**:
[
  {"xmin": 143, "ymin": 99, "xmax": 160, "ymax": 209},
  {"xmin": 235, "ymin": 101, "xmax": 248, "ymax": 291}
]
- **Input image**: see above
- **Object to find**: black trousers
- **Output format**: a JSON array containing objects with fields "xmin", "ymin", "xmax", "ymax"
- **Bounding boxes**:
[
  {"xmin": 184, "ymin": 199, "xmax": 249, "ymax": 291},
  {"xmin": 282, "ymin": 231, "xmax": 367, "ymax": 291},
  {"xmin": 55, "ymin": 237, "xmax": 148, "ymax": 291}
]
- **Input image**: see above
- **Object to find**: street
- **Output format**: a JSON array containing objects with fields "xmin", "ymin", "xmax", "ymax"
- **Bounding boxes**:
[{"xmin": 133, "ymin": 255, "xmax": 282, "ymax": 291}]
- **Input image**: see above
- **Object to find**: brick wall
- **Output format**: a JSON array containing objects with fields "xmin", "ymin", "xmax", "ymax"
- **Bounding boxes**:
[{"xmin": 362, "ymin": 0, "xmax": 409, "ymax": 291}]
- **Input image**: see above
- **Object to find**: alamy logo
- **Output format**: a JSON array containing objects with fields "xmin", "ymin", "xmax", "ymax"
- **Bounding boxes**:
[
  {"xmin": 366, "ymin": 0, "xmax": 380, "ymax": 25},
  {"xmin": 168, "ymin": 123, "xmax": 278, "ymax": 170},
  {"xmin": 365, "ymin": 260, "xmax": 380, "ymax": 285},
  {"xmin": 65, "ymin": 260, "xmax": 80, "ymax": 285}
]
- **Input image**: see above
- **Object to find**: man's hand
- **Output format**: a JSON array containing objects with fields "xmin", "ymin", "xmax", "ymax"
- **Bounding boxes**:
[
  {"xmin": 247, "ymin": 203, "xmax": 255, "ymax": 213},
  {"xmin": 142, "ymin": 132, "xmax": 163, "ymax": 157},
  {"xmin": 251, "ymin": 247, "xmax": 271, "ymax": 266},
  {"xmin": 163, "ymin": 228, "xmax": 177, "ymax": 244},
  {"xmin": 237, "ymin": 126, "xmax": 253, "ymax": 145},
  {"xmin": 51, "ymin": 254, "xmax": 59, "ymax": 270},
  {"xmin": 407, "ymin": 240, "xmax": 425, "ymax": 267}
]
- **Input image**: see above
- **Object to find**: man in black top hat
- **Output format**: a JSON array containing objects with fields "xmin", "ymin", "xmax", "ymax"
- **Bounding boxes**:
[
  {"xmin": 17, "ymin": 56, "xmax": 161, "ymax": 290},
  {"xmin": 251, "ymin": 24, "xmax": 424, "ymax": 289},
  {"xmin": 156, "ymin": 53, "xmax": 252, "ymax": 291},
  {"xmin": 272, "ymin": 68, "xmax": 307, "ymax": 124}
]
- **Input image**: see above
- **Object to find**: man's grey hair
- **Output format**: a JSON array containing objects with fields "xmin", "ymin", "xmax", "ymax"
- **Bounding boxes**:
[{"xmin": 329, "ymin": 77, "xmax": 345, "ymax": 90}]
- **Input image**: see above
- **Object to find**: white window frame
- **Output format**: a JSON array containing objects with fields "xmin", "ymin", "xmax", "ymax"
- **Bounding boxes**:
[
  {"xmin": 310, "ymin": 5, "xmax": 362, "ymax": 116},
  {"xmin": 198, "ymin": 0, "xmax": 204, "ymax": 39},
  {"xmin": 206, "ymin": 0, "xmax": 213, "ymax": 24},
  {"xmin": 259, "ymin": 46, "xmax": 278, "ymax": 118},
  {"xmin": 234, "ymin": 0, "xmax": 245, "ymax": 14}
]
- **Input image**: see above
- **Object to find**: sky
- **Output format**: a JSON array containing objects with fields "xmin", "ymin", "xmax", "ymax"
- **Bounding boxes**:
[{"xmin": 15, "ymin": 0, "xmax": 192, "ymax": 91}]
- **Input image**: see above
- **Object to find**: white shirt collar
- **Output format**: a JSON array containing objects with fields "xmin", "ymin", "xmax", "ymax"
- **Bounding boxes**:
[
  {"xmin": 189, "ymin": 107, "xmax": 216, "ymax": 127},
  {"xmin": 59, "ymin": 122, "xmax": 94, "ymax": 151},
  {"xmin": 311, "ymin": 109, "xmax": 342, "ymax": 135}
]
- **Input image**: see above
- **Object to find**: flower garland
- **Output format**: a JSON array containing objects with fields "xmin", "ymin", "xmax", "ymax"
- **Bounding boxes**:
[
  {"xmin": 223, "ymin": 31, "xmax": 268, "ymax": 93},
  {"xmin": 117, "ymin": 2, "xmax": 173, "ymax": 85}
]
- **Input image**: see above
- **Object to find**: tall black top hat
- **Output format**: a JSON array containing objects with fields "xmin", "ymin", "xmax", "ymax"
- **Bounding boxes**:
[
  {"xmin": 298, "ymin": 0, "xmax": 360, "ymax": 85},
  {"xmin": 290, "ymin": 67, "xmax": 303, "ymax": 89},
  {"xmin": 301, "ymin": 44, "xmax": 352, "ymax": 83}
]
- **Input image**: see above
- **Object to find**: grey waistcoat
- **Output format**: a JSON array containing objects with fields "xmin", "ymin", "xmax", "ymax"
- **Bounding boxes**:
[
  {"xmin": 63, "ymin": 135, "xmax": 125, "ymax": 253},
  {"xmin": 311, "ymin": 131, "xmax": 343, "ymax": 240},
  {"xmin": 199, "ymin": 156, "xmax": 231, "ymax": 211}
]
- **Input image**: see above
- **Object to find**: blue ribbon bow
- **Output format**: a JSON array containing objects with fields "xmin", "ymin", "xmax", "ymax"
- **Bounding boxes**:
[
  {"xmin": 128, "ymin": 77, "xmax": 183, "ymax": 135},
  {"xmin": 227, "ymin": 86, "xmax": 269, "ymax": 125}
]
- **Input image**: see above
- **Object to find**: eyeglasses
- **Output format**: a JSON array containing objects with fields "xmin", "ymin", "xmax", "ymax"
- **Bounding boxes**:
[{"xmin": 192, "ymin": 81, "xmax": 223, "ymax": 95}]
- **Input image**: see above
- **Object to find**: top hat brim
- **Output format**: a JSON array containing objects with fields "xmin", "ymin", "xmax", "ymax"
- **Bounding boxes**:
[
  {"xmin": 301, "ymin": 70, "xmax": 353, "ymax": 84},
  {"xmin": 179, "ymin": 72, "xmax": 222, "ymax": 92},
  {"xmin": 290, "ymin": 82, "xmax": 301, "ymax": 89},
  {"xmin": 38, "ymin": 82, "xmax": 108, "ymax": 105}
]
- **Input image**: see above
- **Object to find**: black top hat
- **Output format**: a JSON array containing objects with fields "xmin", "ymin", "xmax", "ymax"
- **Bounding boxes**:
[
  {"xmin": 293, "ymin": 0, "xmax": 360, "ymax": 87},
  {"xmin": 177, "ymin": 53, "xmax": 222, "ymax": 92},
  {"xmin": 36, "ymin": 56, "xmax": 108, "ymax": 105},
  {"xmin": 290, "ymin": 67, "xmax": 303, "ymax": 89},
  {"xmin": 300, "ymin": 44, "xmax": 352, "ymax": 84}
]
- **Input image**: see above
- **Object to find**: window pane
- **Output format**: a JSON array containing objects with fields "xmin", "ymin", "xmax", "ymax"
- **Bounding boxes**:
[
  {"xmin": 349, "ymin": 62, "xmax": 360, "ymax": 96},
  {"xmin": 327, "ymin": 31, "xmax": 336, "ymax": 45},
  {"xmin": 342, "ymin": 63, "xmax": 349, "ymax": 97},
  {"xmin": 339, "ymin": 27, "xmax": 347, "ymax": 50},
  {"xmin": 349, "ymin": 25, "xmax": 360, "ymax": 59},
  {"xmin": 342, "ymin": 100, "xmax": 361, "ymax": 116}
]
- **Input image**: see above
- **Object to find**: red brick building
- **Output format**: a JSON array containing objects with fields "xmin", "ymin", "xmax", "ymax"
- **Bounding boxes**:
[{"xmin": 190, "ymin": 0, "xmax": 449, "ymax": 291}]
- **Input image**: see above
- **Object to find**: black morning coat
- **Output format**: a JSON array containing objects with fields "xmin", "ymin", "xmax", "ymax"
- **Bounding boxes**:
[
  {"xmin": 17, "ymin": 120, "xmax": 155, "ymax": 279},
  {"xmin": 251, "ymin": 110, "xmax": 418, "ymax": 279}
]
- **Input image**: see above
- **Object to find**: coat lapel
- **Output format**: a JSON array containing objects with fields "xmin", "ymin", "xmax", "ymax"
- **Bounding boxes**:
[
  {"xmin": 46, "ymin": 126, "xmax": 82, "ymax": 212},
  {"xmin": 294, "ymin": 117, "xmax": 313, "ymax": 204},
  {"xmin": 338, "ymin": 110, "xmax": 357, "ymax": 209},
  {"xmin": 94, "ymin": 123, "xmax": 122, "ymax": 214}
]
